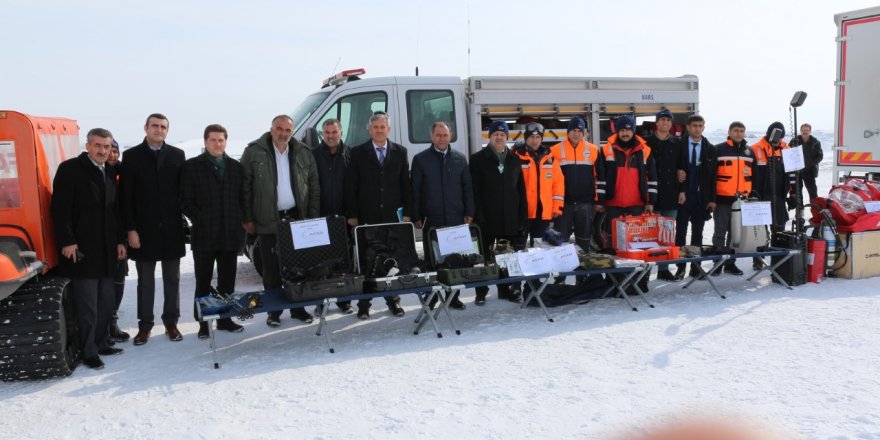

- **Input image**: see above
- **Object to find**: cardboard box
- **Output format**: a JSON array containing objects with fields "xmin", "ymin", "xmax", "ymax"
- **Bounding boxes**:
[{"xmin": 832, "ymin": 230, "xmax": 880, "ymax": 279}]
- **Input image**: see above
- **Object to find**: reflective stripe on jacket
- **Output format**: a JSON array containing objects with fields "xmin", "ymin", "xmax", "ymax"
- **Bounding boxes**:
[
  {"xmin": 714, "ymin": 138, "xmax": 755, "ymax": 203},
  {"xmin": 514, "ymin": 145, "xmax": 565, "ymax": 220},
  {"xmin": 551, "ymin": 138, "xmax": 601, "ymax": 203},
  {"xmin": 599, "ymin": 134, "xmax": 657, "ymax": 207}
]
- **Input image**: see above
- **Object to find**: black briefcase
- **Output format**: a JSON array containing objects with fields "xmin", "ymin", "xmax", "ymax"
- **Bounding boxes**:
[
  {"xmin": 276, "ymin": 215, "xmax": 364, "ymax": 302},
  {"xmin": 424, "ymin": 224, "xmax": 499, "ymax": 285},
  {"xmin": 354, "ymin": 222, "xmax": 435, "ymax": 292},
  {"xmin": 770, "ymin": 231, "xmax": 807, "ymax": 287}
]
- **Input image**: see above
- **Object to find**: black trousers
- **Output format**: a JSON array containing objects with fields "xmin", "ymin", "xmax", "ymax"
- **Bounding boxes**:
[
  {"xmin": 72, "ymin": 277, "xmax": 114, "ymax": 358},
  {"xmin": 554, "ymin": 202, "xmax": 594, "ymax": 252},
  {"xmin": 258, "ymin": 233, "xmax": 310, "ymax": 318},
  {"xmin": 800, "ymin": 173, "xmax": 819, "ymax": 202},
  {"xmin": 193, "ymin": 249, "xmax": 238, "ymax": 321},
  {"xmin": 111, "ymin": 257, "xmax": 128, "ymax": 325},
  {"xmin": 135, "ymin": 259, "xmax": 181, "ymax": 332}
]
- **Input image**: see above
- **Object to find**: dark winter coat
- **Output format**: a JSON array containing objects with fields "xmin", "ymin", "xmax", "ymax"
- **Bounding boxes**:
[
  {"xmin": 680, "ymin": 136, "xmax": 718, "ymax": 210},
  {"xmin": 51, "ymin": 153, "xmax": 123, "ymax": 279},
  {"xmin": 411, "ymin": 145, "xmax": 475, "ymax": 228},
  {"xmin": 120, "ymin": 141, "xmax": 186, "ymax": 261},
  {"xmin": 789, "ymin": 134, "xmax": 823, "ymax": 178},
  {"xmin": 312, "ymin": 141, "xmax": 350, "ymax": 217},
  {"xmin": 469, "ymin": 146, "xmax": 527, "ymax": 237},
  {"xmin": 180, "ymin": 152, "xmax": 245, "ymax": 252},
  {"xmin": 344, "ymin": 140, "xmax": 413, "ymax": 225},
  {"xmin": 646, "ymin": 133, "xmax": 685, "ymax": 211},
  {"xmin": 241, "ymin": 133, "xmax": 321, "ymax": 233}
]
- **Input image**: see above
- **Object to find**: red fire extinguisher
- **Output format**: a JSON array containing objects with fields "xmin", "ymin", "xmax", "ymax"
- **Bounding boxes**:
[{"xmin": 806, "ymin": 238, "xmax": 827, "ymax": 283}]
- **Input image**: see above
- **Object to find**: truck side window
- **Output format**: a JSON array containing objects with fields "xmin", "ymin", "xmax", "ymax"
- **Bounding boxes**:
[
  {"xmin": 406, "ymin": 90, "xmax": 456, "ymax": 144},
  {"xmin": 315, "ymin": 91, "xmax": 387, "ymax": 147}
]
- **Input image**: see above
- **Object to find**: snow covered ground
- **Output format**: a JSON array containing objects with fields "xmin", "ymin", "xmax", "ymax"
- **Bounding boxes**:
[{"xmin": 4, "ymin": 132, "xmax": 879, "ymax": 439}]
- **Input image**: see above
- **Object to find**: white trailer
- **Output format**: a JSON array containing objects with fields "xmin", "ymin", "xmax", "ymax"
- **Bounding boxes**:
[
  {"xmin": 833, "ymin": 6, "xmax": 880, "ymax": 181},
  {"xmin": 289, "ymin": 69, "xmax": 699, "ymax": 158}
]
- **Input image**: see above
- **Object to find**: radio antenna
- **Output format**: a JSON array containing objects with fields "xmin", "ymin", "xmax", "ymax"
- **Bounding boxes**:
[{"xmin": 330, "ymin": 57, "xmax": 341, "ymax": 76}]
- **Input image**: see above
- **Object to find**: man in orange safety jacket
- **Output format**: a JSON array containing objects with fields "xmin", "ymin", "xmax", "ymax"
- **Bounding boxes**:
[{"xmin": 514, "ymin": 122, "xmax": 564, "ymax": 246}]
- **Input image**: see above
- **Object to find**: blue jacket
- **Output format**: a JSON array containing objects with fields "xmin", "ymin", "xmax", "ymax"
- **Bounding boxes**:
[{"xmin": 411, "ymin": 145, "xmax": 474, "ymax": 228}]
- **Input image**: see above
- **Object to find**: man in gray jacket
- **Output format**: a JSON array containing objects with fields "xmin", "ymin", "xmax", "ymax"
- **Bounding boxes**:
[{"xmin": 241, "ymin": 115, "xmax": 321, "ymax": 327}]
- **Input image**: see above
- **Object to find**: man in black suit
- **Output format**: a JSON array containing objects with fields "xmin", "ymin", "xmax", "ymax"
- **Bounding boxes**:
[
  {"xmin": 52, "ymin": 128, "xmax": 127, "ymax": 369},
  {"xmin": 344, "ymin": 111, "xmax": 413, "ymax": 319},
  {"xmin": 181, "ymin": 124, "xmax": 246, "ymax": 339},
  {"xmin": 120, "ymin": 113, "xmax": 187, "ymax": 345}
]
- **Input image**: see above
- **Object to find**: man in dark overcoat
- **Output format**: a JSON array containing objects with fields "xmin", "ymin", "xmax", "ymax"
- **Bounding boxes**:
[
  {"xmin": 120, "ymin": 113, "xmax": 187, "ymax": 345},
  {"xmin": 344, "ymin": 111, "xmax": 413, "ymax": 319},
  {"xmin": 52, "ymin": 128, "xmax": 127, "ymax": 369}
]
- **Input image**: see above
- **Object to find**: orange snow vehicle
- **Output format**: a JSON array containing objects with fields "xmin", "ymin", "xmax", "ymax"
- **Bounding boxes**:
[{"xmin": 0, "ymin": 110, "xmax": 82, "ymax": 380}]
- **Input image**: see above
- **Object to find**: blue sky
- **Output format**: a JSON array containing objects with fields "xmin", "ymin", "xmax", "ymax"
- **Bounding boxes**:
[{"xmin": 3, "ymin": 0, "xmax": 878, "ymax": 146}]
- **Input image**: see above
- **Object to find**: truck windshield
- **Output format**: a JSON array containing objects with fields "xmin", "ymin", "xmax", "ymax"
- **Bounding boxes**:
[{"xmin": 290, "ymin": 91, "xmax": 331, "ymax": 133}]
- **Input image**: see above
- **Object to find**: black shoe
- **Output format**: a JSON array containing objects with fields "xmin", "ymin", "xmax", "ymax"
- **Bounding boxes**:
[
  {"xmin": 427, "ymin": 294, "xmax": 439, "ymax": 311},
  {"xmin": 198, "ymin": 322, "xmax": 210, "ymax": 340},
  {"xmin": 449, "ymin": 296, "xmax": 466, "ymax": 310},
  {"xmin": 266, "ymin": 315, "xmax": 281, "ymax": 327},
  {"xmin": 388, "ymin": 302, "xmax": 405, "ymax": 317},
  {"xmin": 357, "ymin": 307, "xmax": 370, "ymax": 320},
  {"xmin": 83, "ymin": 356, "xmax": 104, "ymax": 370},
  {"xmin": 290, "ymin": 308, "xmax": 314, "ymax": 324},
  {"xmin": 109, "ymin": 323, "xmax": 130, "ymax": 343},
  {"xmin": 752, "ymin": 259, "xmax": 764, "ymax": 271},
  {"xmin": 475, "ymin": 292, "xmax": 487, "ymax": 306},
  {"xmin": 656, "ymin": 269, "xmax": 677, "ymax": 281},
  {"xmin": 338, "ymin": 303, "xmax": 354, "ymax": 315},
  {"xmin": 217, "ymin": 318, "xmax": 244, "ymax": 333},
  {"xmin": 688, "ymin": 265, "xmax": 702, "ymax": 278},
  {"xmin": 499, "ymin": 289, "xmax": 523, "ymax": 303},
  {"xmin": 673, "ymin": 269, "xmax": 686, "ymax": 280},
  {"xmin": 723, "ymin": 263, "xmax": 744, "ymax": 275},
  {"xmin": 97, "ymin": 347, "xmax": 124, "ymax": 356}
]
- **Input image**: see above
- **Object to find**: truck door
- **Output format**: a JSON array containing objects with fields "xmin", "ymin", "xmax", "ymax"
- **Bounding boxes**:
[
  {"xmin": 397, "ymin": 86, "xmax": 466, "ymax": 158},
  {"xmin": 308, "ymin": 87, "xmax": 391, "ymax": 148}
]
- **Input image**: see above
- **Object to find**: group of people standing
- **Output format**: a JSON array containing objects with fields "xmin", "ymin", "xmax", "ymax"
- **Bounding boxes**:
[{"xmin": 51, "ymin": 110, "xmax": 822, "ymax": 370}]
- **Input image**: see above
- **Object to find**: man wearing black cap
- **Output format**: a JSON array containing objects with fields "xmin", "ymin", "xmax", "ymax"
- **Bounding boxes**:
[
  {"xmin": 514, "ymin": 122, "xmax": 564, "ymax": 245},
  {"xmin": 646, "ymin": 110, "xmax": 686, "ymax": 280},
  {"xmin": 470, "ymin": 120, "xmax": 528, "ymax": 305},
  {"xmin": 552, "ymin": 116, "xmax": 602, "ymax": 254},
  {"xmin": 598, "ymin": 115, "xmax": 657, "ymax": 291}
]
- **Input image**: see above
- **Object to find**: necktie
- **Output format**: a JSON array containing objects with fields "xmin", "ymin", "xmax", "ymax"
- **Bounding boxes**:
[
  {"xmin": 377, "ymin": 147, "xmax": 386, "ymax": 165},
  {"xmin": 691, "ymin": 142, "xmax": 698, "ymax": 166}
]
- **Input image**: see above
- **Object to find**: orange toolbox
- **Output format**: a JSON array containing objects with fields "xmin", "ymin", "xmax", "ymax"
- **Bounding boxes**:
[{"xmin": 611, "ymin": 214, "xmax": 679, "ymax": 261}]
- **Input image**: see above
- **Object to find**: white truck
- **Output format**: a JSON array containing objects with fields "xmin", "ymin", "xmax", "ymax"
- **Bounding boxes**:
[
  {"xmin": 289, "ymin": 68, "xmax": 699, "ymax": 155},
  {"xmin": 833, "ymin": 6, "xmax": 880, "ymax": 181}
]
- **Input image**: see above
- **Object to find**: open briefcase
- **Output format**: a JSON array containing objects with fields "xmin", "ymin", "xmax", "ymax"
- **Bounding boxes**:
[
  {"xmin": 424, "ymin": 224, "xmax": 499, "ymax": 285},
  {"xmin": 276, "ymin": 215, "xmax": 363, "ymax": 302},
  {"xmin": 354, "ymin": 222, "xmax": 435, "ymax": 292}
]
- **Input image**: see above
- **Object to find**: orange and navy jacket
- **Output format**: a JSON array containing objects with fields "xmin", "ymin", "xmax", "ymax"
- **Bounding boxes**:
[
  {"xmin": 514, "ymin": 144, "xmax": 565, "ymax": 220},
  {"xmin": 551, "ymin": 138, "xmax": 603, "ymax": 204},
  {"xmin": 599, "ymin": 134, "xmax": 657, "ymax": 207},
  {"xmin": 751, "ymin": 137, "xmax": 796, "ymax": 201},
  {"xmin": 713, "ymin": 138, "xmax": 755, "ymax": 205}
]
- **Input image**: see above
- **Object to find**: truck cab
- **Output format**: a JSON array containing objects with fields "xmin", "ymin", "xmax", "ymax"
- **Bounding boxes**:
[{"xmin": 292, "ymin": 69, "xmax": 699, "ymax": 158}]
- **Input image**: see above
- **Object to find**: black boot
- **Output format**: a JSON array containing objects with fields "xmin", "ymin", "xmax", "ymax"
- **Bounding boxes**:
[
  {"xmin": 723, "ymin": 261, "xmax": 744, "ymax": 275},
  {"xmin": 217, "ymin": 317, "xmax": 244, "ymax": 333},
  {"xmin": 657, "ymin": 266, "xmax": 678, "ymax": 281},
  {"xmin": 108, "ymin": 322, "xmax": 130, "ymax": 342}
]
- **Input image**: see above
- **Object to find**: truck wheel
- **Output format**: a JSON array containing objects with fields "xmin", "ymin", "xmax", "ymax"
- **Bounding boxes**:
[{"xmin": 0, "ymin": 277, "xmax": 79, "ymax": 381}]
